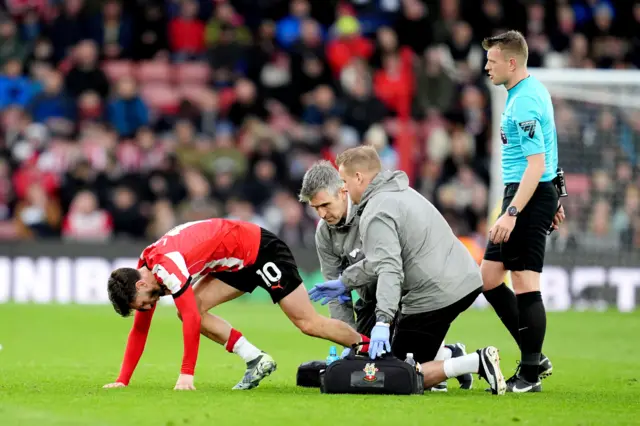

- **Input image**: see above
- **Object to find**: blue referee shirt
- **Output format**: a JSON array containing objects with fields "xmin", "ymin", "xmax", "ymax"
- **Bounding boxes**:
[{"xmin": 500, "ymin": 75, "xmax": 558, "ymax": 184}]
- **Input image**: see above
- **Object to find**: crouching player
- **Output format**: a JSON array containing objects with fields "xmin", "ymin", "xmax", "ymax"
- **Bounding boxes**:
[{"xmin": 103, "ymin": 218, "xmax": 369, "ymax": 391}]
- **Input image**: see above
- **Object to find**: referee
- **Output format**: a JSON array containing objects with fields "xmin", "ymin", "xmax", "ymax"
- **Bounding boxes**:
[{"xmin": 482, "ymin": 30, "xmax": 565, "ymax": 393}]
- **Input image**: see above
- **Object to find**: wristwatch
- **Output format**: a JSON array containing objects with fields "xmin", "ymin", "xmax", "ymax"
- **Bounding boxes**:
[
  {"xmin": 376, "ymin": 314, "xmax": 393, "ymax": 325},
  {"xmin": 507, "ymin": 206, "xmax": 519, "ymax": 217}
]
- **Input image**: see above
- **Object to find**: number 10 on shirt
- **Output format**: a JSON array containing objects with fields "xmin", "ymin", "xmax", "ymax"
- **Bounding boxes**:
[{"xmin": 255, "ymin": 262, "xmax": 282, "ymax": 287}]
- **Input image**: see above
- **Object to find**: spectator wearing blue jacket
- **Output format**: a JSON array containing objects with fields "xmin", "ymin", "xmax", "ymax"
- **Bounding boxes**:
[
  {"xmin": 29, "ymin": 69, "xmax": 76, "ymax": 124},
  {"xmin": 107, "ymin": 77, "xmax": 149, "ymax": 138},
  {"xmin": 276, "ymin": 0, "xmax": 313, "ymax": 49},
  {"xmin": 0, "ymin": 59, "xmax": 37, "ymax": 109}
]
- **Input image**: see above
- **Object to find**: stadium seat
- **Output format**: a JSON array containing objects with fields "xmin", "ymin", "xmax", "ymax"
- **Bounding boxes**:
[
  {"xmin": 178, "ymin": 84, "xmax": 208, "ymax": 105},
  {"xmin": 175, "ymin": 62, "xmax": 211, "ymax": 85},
  {"xmin": 136, "ymin": 60, "xmax": 172, "ymax": 83},
  {"xmin": 565, "ymin": 173, "xmax": 590, "ymax": 196},
  {"xmin": 102, "ymin": 60, "xmax": 134, "ymax": 82},
  {"xmin": 139, "ymin": 83, "xmax": 180, "ymax": 115}
]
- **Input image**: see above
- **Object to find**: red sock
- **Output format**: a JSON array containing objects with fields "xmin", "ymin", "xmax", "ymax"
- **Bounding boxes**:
[
  {"xmin": 225, "ymin": 328, "xmax": 242, "ymax": 353},
  {"xmin": 359, "ymin": 334, "xmax": 370, "ymax": 353}
]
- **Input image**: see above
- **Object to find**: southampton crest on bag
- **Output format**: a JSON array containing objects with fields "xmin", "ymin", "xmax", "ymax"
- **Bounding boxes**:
[{"xmin": 363, "ymin": 363, "xmax": 379, "ymax": 382}]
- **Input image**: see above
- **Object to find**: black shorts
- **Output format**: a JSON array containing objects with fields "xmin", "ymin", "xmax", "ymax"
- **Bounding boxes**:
[
  {"xmin": 211, "ymin": 228, "xmax": 303, "ymax": 304},
  {"xmin": 391, "ymin": 288, "xmax": 481, "ymax": 364},
  {"xmin": 483, "ymin": 181, "xmax": 558, "ymax": 273}
]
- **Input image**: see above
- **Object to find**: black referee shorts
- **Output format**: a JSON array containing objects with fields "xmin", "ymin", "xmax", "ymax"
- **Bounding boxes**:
[{"xmin": 484, "ymin": 181, "xmax": 558, "ymax": 273}]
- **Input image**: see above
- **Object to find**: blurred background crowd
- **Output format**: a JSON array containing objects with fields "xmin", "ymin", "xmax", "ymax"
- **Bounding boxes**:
[{"xmin": 0, "ymin": 0, "xmax": 639, "ymax": 254}]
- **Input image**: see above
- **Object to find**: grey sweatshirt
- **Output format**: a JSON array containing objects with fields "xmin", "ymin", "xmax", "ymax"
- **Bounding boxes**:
[
  {"xmin": 341, "ymin": 170, "xmax": 482, "ymax": 320},
  {"xmin": 315, "ymin": 197, "xmax": 376, "ymax": 327}
]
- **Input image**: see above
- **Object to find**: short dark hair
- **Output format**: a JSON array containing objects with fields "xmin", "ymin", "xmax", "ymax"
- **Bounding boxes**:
[
  {"xmin": 108, "ymin": 267, "xmax": 141, "ymax": 317},
  {"xmin": 482, "ymin": 30, "xmax": 528, "ymax": 63}
]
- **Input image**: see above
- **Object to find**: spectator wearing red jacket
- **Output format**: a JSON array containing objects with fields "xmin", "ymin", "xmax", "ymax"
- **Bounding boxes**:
[
  {"xmin": 373, "ymin": 53, "xmax": 414, "ymax": 119},
  {"xmin": 169, "ymin": 0, "xmax": 205, "ymax": 60},
  {"xmin": 326, "ymin": 15, "xmax": 373, "ymax": 75},
  {"xmin": 12, "ymin": 155, "xmax": 59, "ymax": 201}
]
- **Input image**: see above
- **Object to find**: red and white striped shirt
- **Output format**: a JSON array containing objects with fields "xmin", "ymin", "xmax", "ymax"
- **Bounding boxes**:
[
  {"xmin": 138, "ymin": 219, "xmax": 262, "ymax": 294},
  {"xmin": 61, "ymin": 210, "xmax": 113, "ymax": 241},
  {"xmin": 115, "ymin": 219, "xmax": 262, "ymax": 385}
]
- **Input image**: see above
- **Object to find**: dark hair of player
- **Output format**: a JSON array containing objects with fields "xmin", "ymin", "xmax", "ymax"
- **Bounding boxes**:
[{"xmin": 107, "ymin": 267, "xmax": 141, "ymax": 317}]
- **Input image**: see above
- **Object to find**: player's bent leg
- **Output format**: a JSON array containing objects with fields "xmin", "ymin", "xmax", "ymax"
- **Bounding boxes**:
[
  {"xmin": 191, "ymin": 276, "xmax": 277, "ymax": 390},
  {"xmin": 419, "ymin": 346, "xmax": 505, "ymax": 395},
  {"xmin": 187, "ymin": 276, "xmax": 246, "ymax": 344},
  {"xmin": 279, "ymin": 283, "xmax": 364, "ymax": 347}
]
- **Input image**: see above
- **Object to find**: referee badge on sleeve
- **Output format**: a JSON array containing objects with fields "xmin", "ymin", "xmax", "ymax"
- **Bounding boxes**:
[{"xmin": 518, "ymin": 120, "xmax": 537, "ymax": 138}]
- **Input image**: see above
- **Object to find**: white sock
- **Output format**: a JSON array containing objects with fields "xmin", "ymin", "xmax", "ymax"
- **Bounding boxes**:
[
  {"xmin": 434, "ymin": 344, "xmax": 453, "ymax": 361},
  {"xmin": 443, "ymin": 352, "xmax": 479, "ymax": 378},
  {"xmin": 231, "ymin": 336, "xmax": 262, "ymax": 363}
]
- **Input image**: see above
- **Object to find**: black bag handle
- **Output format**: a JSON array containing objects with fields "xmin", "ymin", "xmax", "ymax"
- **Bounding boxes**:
[{"xmin": 346, "ymin": 342, "xmax": 394, "ymax": 361}]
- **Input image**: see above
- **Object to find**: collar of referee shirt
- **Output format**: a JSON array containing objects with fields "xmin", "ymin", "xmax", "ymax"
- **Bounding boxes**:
[{"xmin": 507, "ymin": 74, "xmax": 531, "ymax": 91}]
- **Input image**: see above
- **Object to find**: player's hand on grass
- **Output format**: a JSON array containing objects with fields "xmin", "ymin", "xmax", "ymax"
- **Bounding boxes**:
[
  {"xmin": 308, "ymin": 278, "xmax": 347, "ymax": 305},
  {"xmin": 103, "ymin": 382, "xmax": 126, "ymax": 389},
  {"xmin": 489, "ymin": 214, "xmax": 516, "ymax": 244},
  {"xmin": 174, "ymin": 374, "xmax": 195, "ymax": 390}
]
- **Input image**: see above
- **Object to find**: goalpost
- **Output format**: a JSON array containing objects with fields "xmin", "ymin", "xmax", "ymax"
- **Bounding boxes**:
[{"xmin": 488, "ymin": 68, "xmax": 640, "ymax": 219}]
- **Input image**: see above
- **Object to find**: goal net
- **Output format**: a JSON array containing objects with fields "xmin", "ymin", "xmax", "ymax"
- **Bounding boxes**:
[{"xmin": 487, "ymin": 68, "xmax": 640, "ymax": 312}]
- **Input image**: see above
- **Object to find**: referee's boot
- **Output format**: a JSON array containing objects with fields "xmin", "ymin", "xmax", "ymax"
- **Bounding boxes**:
[
  {"xmin": 232, "ymin": 352, "xmax": 277, "ymax": 390},
  {"xmin": 508, "ymin": 353, "xmax": 553, "ymax": 383},
  {"xmin": 446, "ymin": 343, "xmax": 473, "ymax": 390},
  {"xmin": 487, "ymin": 354, "xmax": 552, "ymax": 392},
  {"xmin": 506, "ymin": 374, "xmax": 542, "ymax": 393},
  {"xmin": 538, "ymin": 354, "xmax": 553, "ymax": 379}
]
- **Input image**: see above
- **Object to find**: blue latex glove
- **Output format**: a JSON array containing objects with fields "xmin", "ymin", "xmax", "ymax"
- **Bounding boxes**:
[
  {"xmin": 369, "ymin": 324, "xmax": 391, "ymax": 360},
  {"xmin": 337, "ymin": 293, "xmax": 352, "ymax": 305},
  {"xmin": 340, "ymin": 347, "xmax": 351, "ymax": 358},
  {"xmin": 308, "ymin": 278, "xmax": 347, "ymax": 305}
]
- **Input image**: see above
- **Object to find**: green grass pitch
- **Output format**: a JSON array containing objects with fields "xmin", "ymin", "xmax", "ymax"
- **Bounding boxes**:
[{"xmin": 0, "ymin": 301, "xmax": 639, "ymax": 426}]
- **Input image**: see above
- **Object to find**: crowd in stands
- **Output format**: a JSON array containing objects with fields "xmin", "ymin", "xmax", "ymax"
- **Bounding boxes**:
[{"xmin": 0, "ymin": 0, "xmax": 639, "ymax": 253}]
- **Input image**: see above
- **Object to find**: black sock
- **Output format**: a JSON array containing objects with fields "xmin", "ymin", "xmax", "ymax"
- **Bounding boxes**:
[
  {"xmin": 483, "ymin": 283, "xmax": 521, "ymax": 348},
  {"xmin": 517, "ymin": 291, "xmax": 546, "ymax": 382}
]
